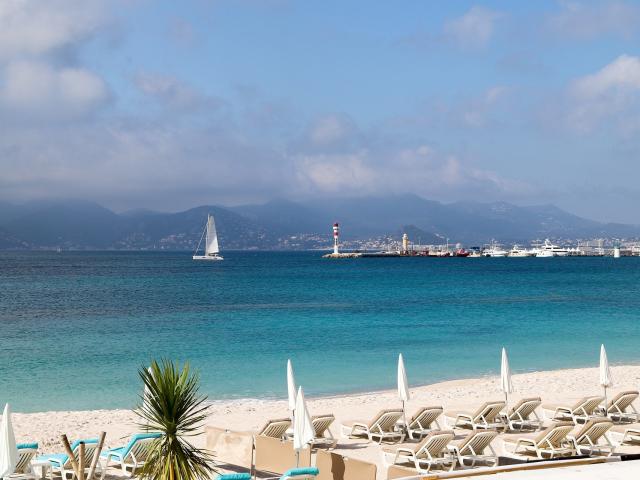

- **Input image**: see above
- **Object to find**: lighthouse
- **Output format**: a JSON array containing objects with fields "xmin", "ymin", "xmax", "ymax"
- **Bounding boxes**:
[{"xmin": 333, "ymin": 223, "xmax": 340, "ymax": 255}]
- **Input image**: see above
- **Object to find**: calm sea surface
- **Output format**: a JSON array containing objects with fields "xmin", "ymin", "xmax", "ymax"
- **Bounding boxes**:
[{"xmin": 1, "ymin": 251, "xmax": 639, "ymax": 412}]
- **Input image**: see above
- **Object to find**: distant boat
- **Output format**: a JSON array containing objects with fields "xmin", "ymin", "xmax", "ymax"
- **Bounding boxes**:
[
  {"xmin": 533, "ymin": 239, "xmax": 569, "ymax": 257},
  {"xmin": 508, "ymin": 245, "xmax": 534, "ymax": 257},
  {"xmin": 193, "ymin": 214, "xmax": 223, "ymax": 261},
  {"xmin": 484, "ymin": 241, "xmax": 508, "ymax": 257}
]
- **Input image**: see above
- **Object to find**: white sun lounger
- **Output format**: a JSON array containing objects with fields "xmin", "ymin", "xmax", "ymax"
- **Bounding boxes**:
[
  {"xmin": 100, "ymin": 432, "xmax": 161, "ymax": 478},
  {"xmin": 568, "ymin": 417, "xmax": 615, "ymax": 456},
  {"xmin": 541, "ymin": 396, "xmax": 604, "ymax": 424},
  {"xmin": 444, "ymin": 400, "xmax": 506, "ymax": 431},
  {"xmin": 501, "ymin": 397, "xmax": 542, "ymax": 431},
  {"xmin": 310, "ymin": 414, "xmax": 337, "ymax": 448},
  {"xmin": 381, "ymin": 430, "xmax": 456, "ymax": 473},
  {"xmin": 450, "ymin": 430, "xmax": 499, "ymax": 468},
  {"xmin": 405, "ymin": 406, "xmax": 443, "ymax": 440},
  {"xmin": 37, "ymin": 438, "xmax": 100, "ymax": 480},
  {"xmin": 598, "ymin": 390, "xmax": 640, "ymax": 423},
  {"xmin": 503, "ymin": 421, "xmax": 575, "ymax": 459},
  {"xmin": 259, "ymin": 418, "xmax": 292, "ymax": 439},
  {"xmin": 340, "ymin": 409, "xmax": 404, "ymax": 444}
]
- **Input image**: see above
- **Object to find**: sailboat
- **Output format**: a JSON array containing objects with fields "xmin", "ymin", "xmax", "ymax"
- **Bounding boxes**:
[{"xmin": 193, "ymin": 214, "xmax": 223, "ymax": 261}]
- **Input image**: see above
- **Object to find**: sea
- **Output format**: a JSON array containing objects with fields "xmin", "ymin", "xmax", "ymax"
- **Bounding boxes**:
[{"xmin": 1, "ymin": 251, "xmax": 639, "ymax": 412}]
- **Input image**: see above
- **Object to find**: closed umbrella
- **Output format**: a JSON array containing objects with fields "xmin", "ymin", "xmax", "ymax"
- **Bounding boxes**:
[
  {"xmin": 287, "ymin": 359, "xmax": 297, "ymax": 419},
  {"xmin": 0, "ymin": 404, "xmax": 18, "ymax": 478},
  {"xmin": 397, "ymin": 354, "xmax": 410, "ymax": 424},
  {"xmin": 500, "ymin": 347, "xmax": 513, "ymax": 412},
  {"xmin": 599, "ymin": 344, "xmax": 613, "ymax": 416},
  {"xmin": 293, "ymin": 386, "xmax": 314, "ymax": 465}
]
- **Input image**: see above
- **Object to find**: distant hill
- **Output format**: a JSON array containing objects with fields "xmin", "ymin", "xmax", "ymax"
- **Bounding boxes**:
[{"xmin": 0, "ymin": 195, "xmax": 638, "ymax": 250}]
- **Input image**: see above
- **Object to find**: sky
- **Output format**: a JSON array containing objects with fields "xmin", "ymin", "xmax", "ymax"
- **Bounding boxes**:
[{"xmin": 1, "ymin": 1, "xmax": 640, "ymax": 222}]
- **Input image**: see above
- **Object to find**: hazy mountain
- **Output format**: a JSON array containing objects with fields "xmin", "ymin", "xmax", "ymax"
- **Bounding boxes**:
[{"xmin": 0, "ymin": 195, "xmax": 638, "ymax": 250}]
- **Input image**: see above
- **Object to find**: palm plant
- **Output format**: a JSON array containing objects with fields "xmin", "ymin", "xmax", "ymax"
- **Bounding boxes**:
[{"xmin": 135, "ymin": 359, "xmax": 215, "ymax": 480}]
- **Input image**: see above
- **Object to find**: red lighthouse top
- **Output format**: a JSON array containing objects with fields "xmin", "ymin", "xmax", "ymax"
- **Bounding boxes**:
[{"xmin": 333, "ymin": 223, "xmax": 339, "ymax": 228}]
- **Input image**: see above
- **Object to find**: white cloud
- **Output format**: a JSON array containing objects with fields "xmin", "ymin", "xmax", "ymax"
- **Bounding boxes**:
[
  {"xmin": 308, "ymin": 114, "xmax": 357, "ymax": 147},
  {"xmin": 0, "ymin": 0, "xmax": 108, "ymax": 59},
  {"xmin": 567, "ymin": 55, "xmax": 640, "ymax": 132},
  {"xmin": 444, "ymin": 6, "xmax": 502, "ymax": 49},
  {"xmin": 547, "ymin": 1, "xmax": 640, "ymax": 40},
  {"xmin": 0, "ymin": 60, "xmax": 108, "ymax": 117}
]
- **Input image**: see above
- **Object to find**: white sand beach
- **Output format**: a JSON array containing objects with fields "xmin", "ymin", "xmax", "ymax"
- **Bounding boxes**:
[{"xmin": 9, "ymin": 365, "xmax": 640, "ymax": 478}]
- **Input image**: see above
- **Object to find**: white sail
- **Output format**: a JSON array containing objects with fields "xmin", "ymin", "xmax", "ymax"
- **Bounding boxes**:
[{"xmin": 205, "ymin": 215, "xmax": 219, "ymax": 255}]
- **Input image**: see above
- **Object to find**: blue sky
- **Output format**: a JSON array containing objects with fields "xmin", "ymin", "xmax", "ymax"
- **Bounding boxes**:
[{"xmin": 1, "ymin": 1, "xmax": 640, "ymax": 222}]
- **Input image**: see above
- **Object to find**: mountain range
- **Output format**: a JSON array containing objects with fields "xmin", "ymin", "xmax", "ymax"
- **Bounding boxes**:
[{"xmin": 0, "ymin": 195, "xmax": 638, "ymax": 250}]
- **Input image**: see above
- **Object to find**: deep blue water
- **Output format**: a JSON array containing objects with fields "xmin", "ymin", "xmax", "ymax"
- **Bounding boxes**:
[{"xmin": 1, "ymin": 251, "xmax": 640, "ymax": 412}]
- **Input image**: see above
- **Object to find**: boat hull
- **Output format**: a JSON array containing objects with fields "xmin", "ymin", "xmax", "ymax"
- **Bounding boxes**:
[{"xmin": 193, "ymin": 255, "xmax": 224, "ymax": 261}]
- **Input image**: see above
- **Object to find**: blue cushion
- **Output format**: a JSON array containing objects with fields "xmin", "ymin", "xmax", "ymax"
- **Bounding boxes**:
[
  {"xmin": 17, "ymin": 442, "xmax": 38, "ymax": 450},
  {"xmin": 38, "ymin": 438, "xmax": 99, "ymax": 465},
  {"xmin": 217, "ymin": 474, "xmax": 251, "ymax": 480},
  {"xmin": 100, "ymin": 432, "xmax": 161, "ymax": 460},
  {"xmin": 36, "ymin": 453, "xmax": 67, "ymax": 467},
  {"xmin": 281, "ymin": 467, "xmax": 319, "ymax": 478}
]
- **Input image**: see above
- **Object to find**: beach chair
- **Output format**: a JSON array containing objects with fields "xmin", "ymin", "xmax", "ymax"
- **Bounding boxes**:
[
  {"xmin": 37, "ymin": 438, "xmax": 100, "ymax": 480},
  {"xmin": 310, "ymin": 414, "xmax": 337, "ymax": 448},
  {"xmin": 340, "ymin": 409, "xmax": 404, "ymax": 444},
  {"xmin": 405, "ymin": 406, "xmax": 443, "ymax": 440},
  {"xmin": 541, "ymin": 395, "xmax": 604, "ymax": 424},
  {"xmin": 610, "ymin": 423, "xmax": 640, "ymax": 445},
  {"xmin": 502, "ymin": 397, "xmax": 542, "ymax": 431},
  {"xmin": 259, "ymin": 418, "xmax": 292, "ymax": 439},
  {"xmin": 449, "ymin": 430, "xmax": 499, "ymax": 468},
  {"xmin": 444, "ymin": 400, "xmax": 506, "ymax": 431},
  {"xmin": 381, "ymin": 430, "xmax": 456, "ymax": 473},
  {"xmin": 568, "ymin": 417, "xmax": 614, "ymax": 456},
  {"xmin": 14, "ymin": 442, "xmax": 39, "ymax": 476},
  {"xmin": 599, "ymin": 390, "xmax": 639, "ymax": 423},
  {"xmin": 502, "ymin": 421, "xmax": 575, "ymax": 459},
  {"xmin": 99, "ymin": 432, "xmax": 161, "ymax": 478}
]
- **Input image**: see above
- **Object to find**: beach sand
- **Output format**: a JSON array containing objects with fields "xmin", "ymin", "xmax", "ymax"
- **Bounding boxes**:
[{"xmin": 9, "ymin": 365, "xmax": 640, "ymax": 478}]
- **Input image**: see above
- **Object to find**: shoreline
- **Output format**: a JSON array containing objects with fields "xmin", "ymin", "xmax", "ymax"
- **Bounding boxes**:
[{"xmin": 9, "ymin": 364, "xmax": 640, "ymax": 456}]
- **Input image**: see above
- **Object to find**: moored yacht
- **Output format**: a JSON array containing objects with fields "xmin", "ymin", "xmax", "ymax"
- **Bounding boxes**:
[
  {"xmin": 483, "ymin": 241, "xmax": 508, "ymax": 257},
  {"xmin": 531, "ymin": 239, "xmax": 569, "ymax": 257},
  {"xmin": 508, "ymin": 245, "xmax": 534, "ymax": 257}
]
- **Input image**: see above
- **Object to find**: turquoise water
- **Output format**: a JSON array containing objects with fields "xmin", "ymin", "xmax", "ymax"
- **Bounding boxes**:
[{"xmin": 1, "ymin": 251, "xmax": 640, "ymax": 412}]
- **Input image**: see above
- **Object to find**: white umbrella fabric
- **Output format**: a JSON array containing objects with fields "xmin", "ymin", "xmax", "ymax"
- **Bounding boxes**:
[
  {"xmin": 293, "ymin": 386, "xmax": 314, "ymax": 466},
  {"xmin": 500, "ymin": 347, "xmax": 513, "ymax": 411},
  {"xmin": 397, "ymin": 354, "xmax": 410, "ymax": 423},
  {"xmin": 0, "ymin": 403, "xmax": 18, "ymax": 478},
  {"xmin": 287, "ymin": 359, "xmax": 297, "ymax": 417},
  {"xmin": 599, "ymin": 344, "xmax": 613, "ymax": 416}
]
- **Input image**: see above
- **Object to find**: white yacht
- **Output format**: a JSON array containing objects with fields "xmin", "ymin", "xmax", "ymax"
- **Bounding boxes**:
[
  {"xmin": 508, "ymin": 245, "xmax": 534, "ymax": 257},
  {"xmin": 534, "ymin": 239, "xmax": 569, "ymax": 257},
  {"xmin": 483, "ymin": 241, "xmax": 508, "ymax": 257},
  {"xmin": 193, "ymin": 214, "xmax": 223, "ymax": 261}
]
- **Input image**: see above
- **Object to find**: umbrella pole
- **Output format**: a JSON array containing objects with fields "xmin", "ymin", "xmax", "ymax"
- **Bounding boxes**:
[{"xmin": 604, "ymin": 386, "xmax": 608, "ymax": 418}]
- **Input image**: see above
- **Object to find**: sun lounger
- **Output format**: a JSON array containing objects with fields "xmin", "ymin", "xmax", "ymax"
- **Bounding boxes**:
[
  {"xmin": 217, "ymin": 474, "xmax": 251, "ymax": 480},
  {"xmin": 541, "ymin": 396, "xmax": 604, "ymax": 424},
  {"xmin": 449, "ymin": 430, "xmax": 499, "ymax": 468},
  {"xmin": 259, "ymin": 418, "xmax": 292, "ymax": 439},
  {"xmin": 381, "ymin": 430, "xmax": 456, "ymax": 473},
  {"xmin": 598, "ymin": 390, "xmax": 639, "ymax": 423},
  {"xmin": 444, "ymin": 400, "xmax": 506, "ymax": 431},
  {"xmin": 310, "ymin": 414, "xmax": 337, "ymax": 448},
  {"xmin": 501, "ymin": 397, "xmax": 542, "ymax": 431},
  {"xmin": 610, "ymin": 423, "xmax": 640, "ymax": 445},
  {"xmin": 568, "ymin": 417, "xmax": 614, "ymax": 456},
  {"xmin": 37, "ymin": 438, "xmax": 100, "ymax": 480},
  {"xmin": 503, "ymin": 421, "xmax": 575, "ymax": 459},
  {"xmin": 405, "ymin": 406, "xmax": 443, "ymax": 440},
  {"xmin": 340, "ymin": 409, "xmax": 404, "ymax": 444},
  {"xmin": 14, "ymin": 442, "xmax": 38, "ymax": 476},
  {"xmin": 99, "ymin": 432, "xmax": 161, "ymax": 478}
]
